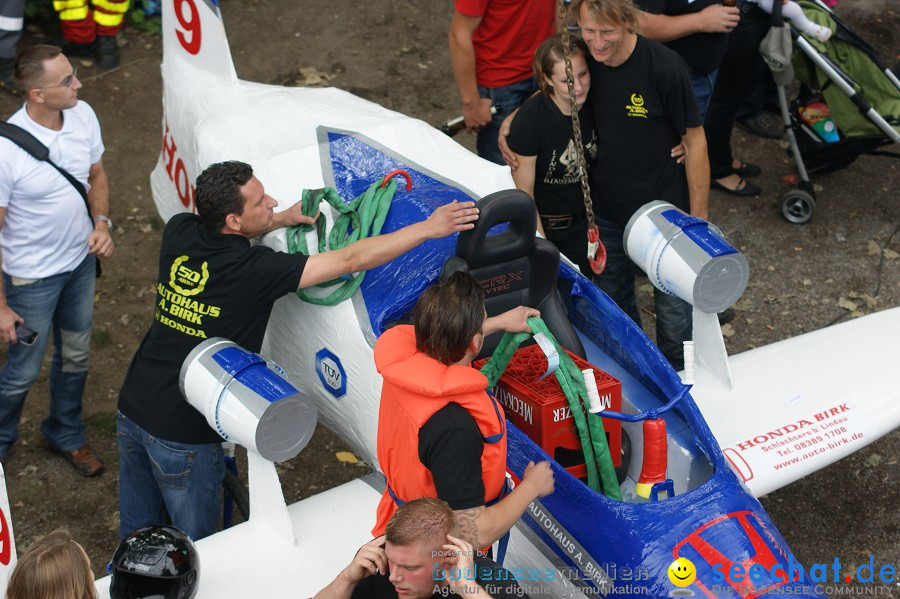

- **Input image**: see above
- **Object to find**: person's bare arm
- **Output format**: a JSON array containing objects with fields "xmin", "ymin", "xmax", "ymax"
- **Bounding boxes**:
[
  {"xmin": 483, "ymin": 306, "xmax": 539, "ymax": 337},
  {"xmin": 314, "ymin": 536, "xmax": 387, "ymax": 599},
  {"xmin": 441, "ymin": 536, "xmax": 492, "ymax": 598},
  {"xmin": 682, "ymin": 126, "xmax": 710, "ymax": 221},
  {"xmin": 454, "ymin": 461, "xmax": 554, "ymax": 548},
  {"xmin": 0, "ymin": 208, "xmax": 22, "ymax": 344},
  {"xmin": 511, "ymin": 154, "xmax": 537, "ymax": 199},
  {"xmin": 268, "ymin": 201, "xmax": 319, "ymax": 233},
  {"xmin": 298, "ymin": 200, "xmax": 479, "ymax": 289},
  {"xmin": 449, "ymin": 10, "xmax": 493, "ymax": 130},
  {"xmin": 86, "ymin": 160, "xmax": 114, "ymax": 259},
  {"xmin": 497, "ymin": 109, "xmax": 522, "ymax": 168},
  {"xmin": 637, "ymin": 5, "xmax": 739, "ymax": 42}
]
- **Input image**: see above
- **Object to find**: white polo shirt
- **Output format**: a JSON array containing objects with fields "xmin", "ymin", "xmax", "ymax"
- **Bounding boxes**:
[{"xmin": 0, "ymin": 101, "xmax": 104, "ymax": 278}]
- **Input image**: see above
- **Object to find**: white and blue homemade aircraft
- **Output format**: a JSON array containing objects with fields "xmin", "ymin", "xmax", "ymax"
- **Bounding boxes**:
[{"xmin": 1, "ymin": 0, "xmax": 897, "ymax": 597}]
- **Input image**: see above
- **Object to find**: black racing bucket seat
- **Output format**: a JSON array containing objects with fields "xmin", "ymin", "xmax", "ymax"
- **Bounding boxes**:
[{"xmin": 440, "ymin": 189, "xmax": 586, "ymax": 361}]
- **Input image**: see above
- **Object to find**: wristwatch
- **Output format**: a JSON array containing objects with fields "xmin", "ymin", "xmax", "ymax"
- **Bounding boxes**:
[{"xmin": 94, "ymin": 215, "xmax": 113, "ymax": 231}]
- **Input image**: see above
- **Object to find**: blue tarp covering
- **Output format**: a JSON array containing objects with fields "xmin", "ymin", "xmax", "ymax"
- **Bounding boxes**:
[
  {"xmin": 322, "ymin": 130, "xmax": 823, "ymax": 598},
  {"xmin": 325, "ymin": 131, "xmax": 478, "ymax": 336}
]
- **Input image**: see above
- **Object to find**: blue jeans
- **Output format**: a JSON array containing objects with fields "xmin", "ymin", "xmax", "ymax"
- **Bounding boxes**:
[
  {"xmin": 477, "ymin": 75, "xmax": 538, "ymax": 165},
  {"xmin": 691, "ymin": 68, "xmax": 719, "ymax": 121},
  {"xmin": 592, "ymin": 219, "xmax": 692, "ymax": 370},
  {"xmin": 0, "ymin": 253, "xmax": 95, "ymax": 455},
  {"xmin": 117, "ymin": 411, "xmax": 224, "ymax": 541}
]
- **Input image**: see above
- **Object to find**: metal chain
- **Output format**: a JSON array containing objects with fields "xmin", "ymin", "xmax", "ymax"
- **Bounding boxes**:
[{"xmin": 556, "ymin": 0, "xmax": 595, "ymax": 225}]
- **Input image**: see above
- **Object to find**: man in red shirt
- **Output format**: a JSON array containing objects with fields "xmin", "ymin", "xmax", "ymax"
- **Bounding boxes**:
[{"xmin": 449, "ymin": 0, "xmax": 556, "ymax": 165}]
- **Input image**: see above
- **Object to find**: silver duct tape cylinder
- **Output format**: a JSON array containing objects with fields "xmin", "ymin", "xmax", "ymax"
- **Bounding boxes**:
[
  {"xmin": 179, "ymin": 337, "xmax": 317, "ymax": 462},
  {"xmin": 624, "ymin": 201, "xmax": 749, "ymax": 313}
]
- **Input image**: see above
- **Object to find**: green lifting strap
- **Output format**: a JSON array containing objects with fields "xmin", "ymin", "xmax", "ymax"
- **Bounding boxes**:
[
  {"xmin": 285, "ymin": 179, "xmax": 397, "ymax": 305},
  {"xmin": 479, "ymin": 317, "xmax": 622, "ymax": 500}
]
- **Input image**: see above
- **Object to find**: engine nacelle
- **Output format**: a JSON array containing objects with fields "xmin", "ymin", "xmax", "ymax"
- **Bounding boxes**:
[
  {"xmin": 180, "ymin": 337, "xmax": 317, "ymax": 462},
  {"xmin": 624, "ymin": 200, "xmax": 749, "ymax": 313}
]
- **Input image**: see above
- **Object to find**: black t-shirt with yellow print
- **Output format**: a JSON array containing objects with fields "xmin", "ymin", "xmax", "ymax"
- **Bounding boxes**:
[
  {"xmin": 588, "ymin": 35, "xmax": 700, "ymax": 228},
  {"xmin": 118, "ymin": 213, "xmax": 307, "ymax": 444}
]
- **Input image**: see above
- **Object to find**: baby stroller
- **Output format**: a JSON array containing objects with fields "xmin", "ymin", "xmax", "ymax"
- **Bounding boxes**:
[{"xmin": 762, "ymin": 0, "xmax": 900, "ymax": 224}]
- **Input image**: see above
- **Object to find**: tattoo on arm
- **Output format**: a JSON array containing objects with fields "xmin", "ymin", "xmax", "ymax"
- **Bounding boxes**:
[{"xmin": 455, "ymin": 506, "xmax": 484, "ymax": 547}]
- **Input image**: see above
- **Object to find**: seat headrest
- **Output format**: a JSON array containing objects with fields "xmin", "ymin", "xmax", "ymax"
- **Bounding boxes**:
[{"xmin": 455, "ymin": 189, "xmax": 537, "ymax": 269}]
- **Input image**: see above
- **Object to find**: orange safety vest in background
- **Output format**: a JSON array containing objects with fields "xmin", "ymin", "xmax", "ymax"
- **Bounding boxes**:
[{"xmin": 372, "ymin": 325, "xmax": 507, "ymax": 536}]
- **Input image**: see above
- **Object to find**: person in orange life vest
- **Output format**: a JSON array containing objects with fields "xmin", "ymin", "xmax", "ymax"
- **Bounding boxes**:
[{"xmin": 373, "ymin": 271, "xmax": 555, "ymax": 548}]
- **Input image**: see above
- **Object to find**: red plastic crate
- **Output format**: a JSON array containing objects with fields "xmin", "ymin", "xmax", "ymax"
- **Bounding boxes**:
[{"xmin": 475, "ymin": 345, "xmax": 621, "ymax": 480}]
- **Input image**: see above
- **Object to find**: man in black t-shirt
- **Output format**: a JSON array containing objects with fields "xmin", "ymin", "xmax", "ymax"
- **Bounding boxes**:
[
  {"xmin": 635, "ymin": 0, "xmax": 739, "ymax": 118},
  {"xmin": 500, "ymin": 1, "xmax": 709, "ymax": 369},
  {"xmin": 574, "ymin": 0, "xmax": 709, "ymax": 370},
  {"xmin": 316, "ymin": 498, "xmax": 527, "ymax": 599},
  {"xmin": 116, "ymin": 161, "xmax": 480, "ymax": 542}
]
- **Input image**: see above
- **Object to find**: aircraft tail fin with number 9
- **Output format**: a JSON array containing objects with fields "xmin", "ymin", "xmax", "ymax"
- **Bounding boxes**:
[
  {"xmin": 152, "ymin": 0, "xmax": 238, "ymax": 222},
  {"xmin": 162, "ymin": 0, "xmax": 236, "ymax": 84}
]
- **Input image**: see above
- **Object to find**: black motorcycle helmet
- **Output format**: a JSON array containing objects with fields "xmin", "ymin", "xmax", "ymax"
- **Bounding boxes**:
[{"xmin": 109, "ymin": 525, "xmax": 200, "ymax": 599}]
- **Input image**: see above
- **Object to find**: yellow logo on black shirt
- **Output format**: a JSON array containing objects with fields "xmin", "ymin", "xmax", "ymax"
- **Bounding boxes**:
[
  {"xmin": 169, "ymin": 255, "xmax": 209, "ymax": 296},
  {"xmin": 626, "ymin": 93, "xmax": 648, "ymax": 118},
  {"xmin": 156, "ymin": 255, "xmax": 220, "ymax": 338}
]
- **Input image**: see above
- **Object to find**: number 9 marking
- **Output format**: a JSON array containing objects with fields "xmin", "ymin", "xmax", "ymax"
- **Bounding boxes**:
[
  {"xmin": 175, "ymin": 0, "xmax": 202, "ymax": 55},
  {"xmin": 0, "ymin": 507, "xmax": 10, "ymax": 566}
]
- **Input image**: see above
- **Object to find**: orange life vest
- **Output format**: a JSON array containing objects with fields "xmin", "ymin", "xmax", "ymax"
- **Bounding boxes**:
[{"xmin": 372, "ymin": 325, "xmax": 507, "ymax": 536}]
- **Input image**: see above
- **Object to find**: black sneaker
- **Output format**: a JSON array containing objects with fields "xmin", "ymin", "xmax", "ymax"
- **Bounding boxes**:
[
  {"xmin": 737, "ymin": 112, "xmax": 783, "ymax": 139},
  {"xmin": 97, "ymin": 35, "xmax": 119, "ymax": 69},
  {"xmin": 718, "ymin": 307, "xmax": 736, "ymax": 325}
]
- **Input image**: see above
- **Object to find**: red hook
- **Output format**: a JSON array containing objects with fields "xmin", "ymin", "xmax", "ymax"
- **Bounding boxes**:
[
  {"xmin": 587, "ymin": 224, "xmax": 607, "ymax": 275},
  {"xmin": 380, "ymin": 169, "xmax": 413, "ymax": 191}
]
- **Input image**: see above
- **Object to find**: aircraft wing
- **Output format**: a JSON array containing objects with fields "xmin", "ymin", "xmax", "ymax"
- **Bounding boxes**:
[
  {"xmin": 95, "ymin": 476, "xmax": 383, "ymax": 597},
  {"xmin": 690, "ymin": 306, "xmax": 900, "ymax": 497}
]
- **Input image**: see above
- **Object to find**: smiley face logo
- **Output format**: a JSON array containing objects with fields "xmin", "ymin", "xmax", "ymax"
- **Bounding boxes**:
[
  {"xmin": 668, "ymin": 558, "xmax": 696, "ymax": 587},
  {"xmin": 630, "ymin": 93, "xmax": 645, "ymax": 107}
]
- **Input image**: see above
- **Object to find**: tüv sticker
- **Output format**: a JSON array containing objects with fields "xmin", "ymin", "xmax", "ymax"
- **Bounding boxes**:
[{"xmin": 315, "ymin": 348, "xmax": 347, "ymax": 399}]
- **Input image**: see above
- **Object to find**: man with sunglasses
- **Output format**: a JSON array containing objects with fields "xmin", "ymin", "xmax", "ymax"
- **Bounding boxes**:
[{"xmin": 0, "ymin": 44, "xmax": 113, "ymax": 475}]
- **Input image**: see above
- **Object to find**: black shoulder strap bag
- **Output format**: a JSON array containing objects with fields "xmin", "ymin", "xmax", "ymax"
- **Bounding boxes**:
[{"xmin": 0, "ymin": 121, "xmax": 102, "ymax": 277}]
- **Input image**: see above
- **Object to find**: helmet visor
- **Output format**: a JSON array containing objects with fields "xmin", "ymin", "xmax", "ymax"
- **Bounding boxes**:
[{"xmin": 110, "ymin": 571, "xmax": 190, "ymax": 599}]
